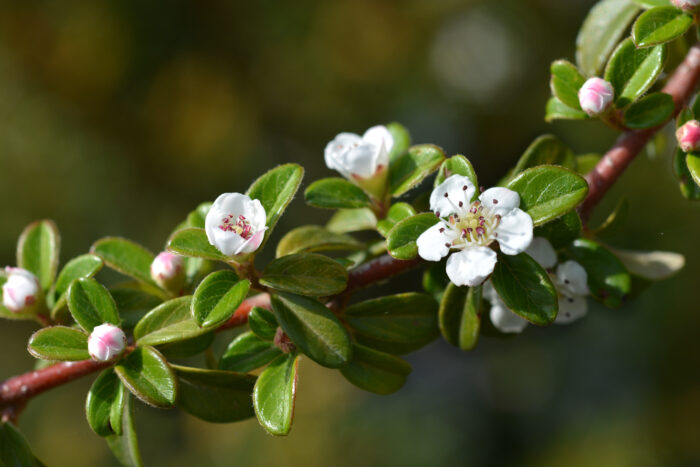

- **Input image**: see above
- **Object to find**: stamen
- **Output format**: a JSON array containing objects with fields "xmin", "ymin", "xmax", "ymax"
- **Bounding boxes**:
[
  {"xmin": 439, "ymin": 227, "xmax": 445, "ymax": 233},
  {"xmin": 493, "ymin": 199, "xmax": 498, "ymax": 204}
]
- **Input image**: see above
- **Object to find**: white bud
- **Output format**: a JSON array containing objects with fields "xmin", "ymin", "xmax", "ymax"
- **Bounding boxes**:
[
  {"xmin": 88, "ymin": 323, "xmax": 127, "ymax": 362},
  {"xmin": 150, "ymin": 252, "xmax": 186, "ymax": 292},
  {"xmin": 2, "ymin": 267, "xmax": 41, "ymax": 314},
  {"xmin": 204, "ymin": 193, "xmax": 268, "ymax": 257},
  {"xmin": 671, "ymin": 0, "xmax": 700, "ymax": 12},
  {"xmin": 578, "ymin": 77, "xmax": 614, "ymax": 117}
]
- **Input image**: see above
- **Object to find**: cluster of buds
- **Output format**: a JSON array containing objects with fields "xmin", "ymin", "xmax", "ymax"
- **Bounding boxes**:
[
  {"xmin": 671, "ymin": 0, "xmax": 700, "ymax": 13},
  {"xmin": 2, "ymin": 267, "xmax": 41, "ymax": 315},
  {"xmin": 578, "ymin": 77, "xmax": 614, "ymax": 117},
  {"xmin": 676, "ymin": 120, "xmax": 700, "ymax": 153},
  {"xmin": 88, "ymin": 323, "xmax": 127, "ymax": 362}
]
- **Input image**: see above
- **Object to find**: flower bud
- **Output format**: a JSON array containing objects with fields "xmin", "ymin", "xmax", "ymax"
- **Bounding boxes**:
[
  {"xmin": 150, "ymin": 252, "xmax": 186, "ymax": 293},
  {"xmin": 204, "ymin": 193, "xmax": 268, "ymax": 257},
  {"xmin": 88, "ymin": 323, "xmax": 127, "ymax": 362},
  {"xmin": 676, "ymin": 120, "xmax": 700, "ymax": 153},
  {"xmin": 578, "ymin": 77, "xmax": 614, "ymax": 116},
  {"xmin": 671, "ymin": 0, "xmax": 700, "ymax": 13},
  {"xmin": 2, "ymin": 267, "xmax": 41, "ymax": 314}
]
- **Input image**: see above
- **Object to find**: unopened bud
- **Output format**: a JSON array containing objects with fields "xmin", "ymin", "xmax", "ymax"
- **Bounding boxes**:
[
  {"xmin": 150, "ymin": 252, "xmax": 186, "ymax": 293},
  {"xmin": 671, "ymin": 0, "xmax": 700, "ymax": 13},
  {"xmin": 578, "ymin": 77, "xmax": 614, "ymax": 117},
  {"xmin": 676, "ymin": 120, "xmax": 700, "ymax": 153},
  {"xmin": 88, "ymin": 323, "xmax": 126, "ymax": 361},
  {"xmin": 273, "ymin": 327, "xmax": 295, "ymax": 354},
  {"xmin": 2, "ymin": 267, "xmax": 41, "ymax": 314}
]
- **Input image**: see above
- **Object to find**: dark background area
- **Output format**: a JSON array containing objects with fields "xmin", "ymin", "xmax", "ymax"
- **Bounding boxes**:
[{"xmin": 1, "ymin": 0, "xmax": 699, "ymax": 465}]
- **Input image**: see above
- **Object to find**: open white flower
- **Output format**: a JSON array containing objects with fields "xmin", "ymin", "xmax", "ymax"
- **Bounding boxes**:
[
  {"xmin": 416, "ymin": 175, "xmax": 533, "ymax": 287},
  {"xmin": 2, "ymin": 267, "xmax": 41, "ymax": 314},
  {"xmin": 324, "ymin": 125, "xmax": 393, "ymax": 197},
  {"xmin": 485, "ymin": 237, "xmax": 591, "ymax": 333},
  {"xmin": 205, "ymin": 193, "xmax": 267, "ymax": 257}
]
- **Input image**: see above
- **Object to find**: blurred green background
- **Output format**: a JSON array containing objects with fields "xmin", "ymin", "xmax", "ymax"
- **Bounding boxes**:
[{"xmin": 1, "ymin": 0, "xmax": 700, "ymax": 465}]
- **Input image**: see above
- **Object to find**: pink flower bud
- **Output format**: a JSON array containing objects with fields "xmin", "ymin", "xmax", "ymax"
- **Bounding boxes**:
[
  {"xmin": 150, "ymin": 252, "xmax": 186, "ymax": 292},
  {"xmin": 676, "ymin": 120, "xmax": 700, "ymax": 153},
  {"xmin": 2, "ymin": 267, "xmax": 41, "ymax": 314},
  {"xmin": 88, "ymin": 323, "xmax": 126, "ymax": 361},
  {"xmin": 671, "ymin": 0, "xmax": 700, "ymax": 12},
  {"xmin": 578, "ymin": 77, "xmax": 614, "ymax": 116}
]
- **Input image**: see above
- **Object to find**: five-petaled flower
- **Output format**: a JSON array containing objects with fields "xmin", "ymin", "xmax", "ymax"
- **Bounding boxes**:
[
  {"xmin": 416, "ymin": 175, "xmax": 533, "ymax": 287},
  {"xmin": 88, "ymin": 323, "xmax": 127, "ymax": 362},
  {"xmin": 324, "ymin": 125, "xmax": 393, "ymax": 198},
  {"xmin": 2, "ymin": 267, "xmax": 41, "ymax": 314},
  {"xmin": 485, "ymin": 237, "xmax": 590, "ymax": 333},
  {"xmin": 205, "ymin": 193, "xmax": 267, "ymax": 257}
]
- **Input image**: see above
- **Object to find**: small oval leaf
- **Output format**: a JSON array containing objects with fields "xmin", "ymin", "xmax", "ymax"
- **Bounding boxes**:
[
  {"xmin": 253, "ymin": 353, "xmax": 300, "ymax": 436},
  {"xmin": 623, "ymin": 92, "xmax": 675, "ymax": 129},
  {"xmin": 167, "ymin": 228, "xmax": 229, "ymax": 262},
  {"xmin": 17, "ymin": 220, "xmax": 60, "ymax": 291},
  {"xmin": 340, "ymin": 344, "xmax": 412, "ymax": 395},
  {"xmin": 91, "ymin": 237, "xmax": 157, "ymax": 287},
  {"xmin": 632, "ymin": 6, "xmax": 693, "ymax": 48},
  {"xmin": 260, "ymin": 253, "xmax": 348, "ymax": 297},
  {"xmin": 134, "ymin": 296, "xmax": 210, "ymax": 346},
  {"xmin": 389, "ymin": 144, "xmax": 446, "ymax": 197},
  {"xmin": 192, "ymin": 270, "xmax": 250, "ymax": 328},
  {"xmin": 305, "ymin": 178, "xmax": 372, "ymax": 209},
  {"xmin": 28, "ymin": 326, "xmax": 90, "ymax": 361},
  {"xmin": 386, "ymin": 213, "xmax": 439, "ymax": 260},
  {"xmin": 276, "ymin": 225, "xmax": 363, "ymax": 258},
  {"xmin": 114, "ymin": 346, "xmax": 177, "ymax": 408},
  {"xmin": 219, "ymin": 332, "xmax": 282, "ymax": 372},
  {"xmin": 67, "ymin": 278, "xmax": 120, "ymax": 332}
]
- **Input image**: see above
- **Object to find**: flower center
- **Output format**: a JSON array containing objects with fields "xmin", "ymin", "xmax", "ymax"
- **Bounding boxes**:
[
  {"xmin": 219, "ymin": 214, "xmax": 254, "ymax": 239},
  {"xmin": 440, "ymin": 192, "xmax": 501, "ymax": 249}
]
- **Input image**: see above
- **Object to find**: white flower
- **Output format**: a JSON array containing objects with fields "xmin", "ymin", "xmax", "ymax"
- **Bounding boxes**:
[
  {"xmin": 672, "ymin": 0, "xmax": 700, "ymax": 12},
  {"xmin": 484, "ymin": 237, "xmax": 591, "ymax": 333},
  {"xmin": 88, "ymin": 323, "xmax": 127, "ymax": 361},
  {"xmin": 2, "ymin": 267, "xmax": 41, "ymax": 314},
  {"xmin": 150, "ymin": 252, "xmax": 186, "ymax": 292},
  {"xmin": 205, "ymin": 193, "xmax": 267, "ymax": 257},
  {"xmin": 416, "ymin": 175, "xmax": 533, "ymax": 287},
  {"xmin": 578, "ymin": 77, "xmax": 614, "ymax": 117}
]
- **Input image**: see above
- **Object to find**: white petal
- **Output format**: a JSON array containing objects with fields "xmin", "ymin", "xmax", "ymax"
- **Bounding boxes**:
[
  {"xmin": 249, "ymin": 199, "xmax": 268, "ymax": 230},
  {"xmin": 495, "ymin": 208, "xmax": 533, "ymax": 256},
  {"xmin": 235, "ymin": 227, "xmax": 268, "ymax": 255},
  {"xmin": 212, "ymin": 229, "xmax": 246, "ymax": 257},
  {"xmin": 324, "ymin": 132, "xmax": 362, "ymax": 178},
  {"xmin": 445, "ymin": 246, "xmax": 497, "ymax": 287},
  {"xmin": 429, "ymin": 175, "xmax": 476, "ymax": 217},
  {"xmin": 480, "ymin": 187, "xmax": 520, "ymax": 216},
  {"xmin": 525, "ymin": 237, "xmax": 557, "ymax": 269},
  {"xmin": 416, "ymin": 222, "xmax": 457, "ymax": 262},
  {"xmin": 363, "ymin": 125, "xmax": 394, "ymax": 157},
  {"xmin": 555, "ymin": 294, "xmax": 587, "ymax": 324},
  {"xmin": 482, "ymin": 280, "xmax": 499, "ymax": 304},
  {"xmin": 556, "ymin": 261, "xmax": 589, "ymax": 296},
  {"xmin": 490, "ymin": 304, "xmax": 528, "ymax": 333}
]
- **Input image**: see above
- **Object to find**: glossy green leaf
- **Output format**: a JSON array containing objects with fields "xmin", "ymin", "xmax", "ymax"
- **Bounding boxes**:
[
  {"xmin": 632, "ymin": 6, "xmax": 693, "ymax": 47},
  {"xmin": 114, "ymin": 346, "xmax": 177, "ymax": 408},
  {"xmin": 248, "ymin": 306, "xmax": 278, "ymax": 340},
  {"xmin": 345, "ymin": 293, "xmax": 439, "ymax": 355},
  {"xmin": 623, "ymin": 92, "xmax": 675, "ymax": 129},
  {"xmin": 109, "ymin": 283, "xmax": 164, "ymax": 329},
  {"xmin": 0, "ymin": 422, "xmax": 43, "ymax": 467},
  {"xmin": 686, "ymin": 152, "xmax": 700, "ymax": 186},
  {"xmin": 253, "ymin": 353, "xmax": 300, "ymax": 436},
  {"xmin": 260, "ymin": 252, "xmax": 348, "ymax": 297},
  {"xmin": 387, "ymin": 122, "xmax": 411, "ymax": 162},
  {"xmin": 167, "ymin": 228, "xmax": 229, "ymax": 262},
  {"xmin": 219, "ymin": 331, "xmax": 282, "ymax": 372},
  {"xmin": 276, "ymin": 225, "xmax": 363, "ymax": 257},
  {"xmin": 386, "ymin": 213, "xmax": 439, "ymax": 260},
  {"xmin": 377, "ymin": 202, "xmax": 417, "ymax": 237},
  {"xmin": 28, "ymin": 326, "xmax": 90, "ymax": 361},
  {"xmin": 109, "ymin": 380, "xmax": 127, "ymax": 437},
  {"xmin": 67, "ymin": 278, "xmax": 120, "ymax": 332},
  {"xmin": 506, "ymin": 166, "xmax": 589, "ymax": 225},
  {"xmin": 54, "ymin": 254, "xmax": 103, "ymax": 299},
  {"xmin": 304, "ymin": 177, "xmax": 372, "ymax": 209},
  {"xmin": 491, "ymin": 252, "xmax": 558, "ymax": 325},
  {"xmin": 192, "ymin": 270, "xmax": 250, "ymax": 328},
  {"xmin": 422, "ymin": 261, "xmax": 450, "ymax": 302},
  {"xmin": 550, "ymin": 60, "xmax": 586, "ymax": 110},
  {"xmin": 533, "ymin": 211, "xmax": 583, "ymax": 249},
  {"xmin": 91, "ymin": 237, "xmax": 157, "ymax": 287},
  {"xmin": 632, "ymin": 0, "xmax": 670, "ymax": 7},
  {"xmin": 389, "ymin": 144, "xmax": 446, "ymax": 197},
  {"xmin": 185, "ymin": 202, "xmax": 212, "ymax": 229},
  {"xmin": 340, "ymin": 344, "xmax": 412, "ymax": 395},
  {"xmin": 673, "ymin": 148, "xmax": 700, "ymax": 199},
  {"xmin": 513, "ymin": 135, "xmax": 576, "ymax": 176},
  {"xmin": 106, "ymin": 395, "xmax": 143, "ymax": 467},
  {"xmin": 438, "ymin": 283, "xmax": 482, "ymax": 351},
  {"xmin": 434, "ymin": 154, "xmax": 479, "ymax": 189},
  {"xmin": 545, "ymin": 97, "xmax": 588, "ymax": 122},
  {"xmin": 271, "ymin": 292, "xmax": 352, "ymax": 368},
  {"xmin": 576, "ymin": 0, "xmax": 641, "ymax": 76},
  {"xmin": 605, "ymin": 38, "xmax": 667, "ymax": 107},
  {"xmin": 17, "ymin": 219, "xmax": 60, "ymax": 290},
  {"xmin": 326, "ymin": 208, "xmax": 377, "ymax": 233},
  {"xmin": 173, "ymin": 365, "xmax": 256, "ymax": 423},
  {"xmin": 567, "ymin": 238, "xmax": 632, "ymax": 307},
  {"xmin": 86, "ymin": 369, "xmax": 123, "ymax": 437},
  {"xmin": 134, "ymin": 296, "xmax": 210, "ymax": 346},
  {"xmin": 157, "ymin": 332, "xmax": 215, "ymax": 360}
]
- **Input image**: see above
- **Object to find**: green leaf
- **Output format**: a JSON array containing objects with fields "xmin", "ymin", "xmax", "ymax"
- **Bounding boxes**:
[
  {"xmin": 545, "ymin": 97, "xmax": 588, "ymax": 122},
  {"xmin": 114, "ymin": 346, "xmax": 177, "ymax": 408},
  {"xmin": 550, "ymin": 60, "xmax": 586, "ymax": 110},
  {"xmin": 422, "ymin": 261, "xmax": 450, "ymax": 302},
  {"xmin": 345, "ymin": 293, "xmax": 439, "ymax": 355},
  {"xmin": 276, "ymin": 225, "xmax": 363, "ymax": 257},
  {"xmin": 377, "ymin": 203, "xmax": 417, "ymax": 237},
  {"xmin": 513, "ymin": 135, "xmax": 576, "ymax": 176},
  {"xmin": 248, "ymin": 306, "xmax": 278, "ymax": 340},
  {"xmin": 567, "ymin": 239, "xmax": 631, "ymax": 307},
  {"xmin": 109, "ymin": 283, "xmax": 164, "ymax": 329},
  {"xmin": 326, "ymin": 208, "xmax": 377, "ymax": 233},
  {"xmin": 91, "ymin": 237, "xmax": 157, "ymax": 288},
  {"xmin": 386, "ymin": 122, "xmax": 411, "ymax": 162},
  {"xmin": 491, "ymin": 252, "xmax": 558, "ymax": 325},
  {"xmin": 632, "ymin": 0, "xmax": 670, "ymax": 7},
  {"xmin": 576, "ymin": 153, "xmax": 601, "ymax": 174},
  {"xmin": 386, "ymin": 213, "xmax": 439, "ymax": 260},
  {"xmin": 340, "ymin": 344, "xmax": 412, "ymax": 395},
  {"xmin": 219, "ymin": 331, "xmax": 282, "ymax": 372},
  {"xmin": 438, "ymin": 283, "xmax": 482, "ymax": 351},
  {"xmin": 506, "ymin": 165, "xmax": 589, "ymax": 226},
  {"xmin": 591, "ymin": 198, "xmax": 629, "ymax": 236},
  {"xmin": 167, "ymin": 228, "xmax": 229, "ymax": 262},
  {"xmin": 134, "ymin": 296, "xmax": 210, "ymax": 346},
  {"xmin": 67, "ymin": 278, "xmax": 120, "ymax": 332},
  {"xmin": 389, "ymin": 144, "xmax": 446, "ymax": 197},
  {"xmin": 632, "ymin": 6, "xmax": 693, "ymax": 47},
  {"xmin": 605, "ymin": 38, "xmax": 667, "ymax": 107},
  {"xmin": 533, "ymin": 211, "xmax": 583, "ymax": 249},
  {"xmin": 260, "ymin": 252, "xmax": 348, "ymax": 297},
  {"xmin": 304, "ymin": 178, "xmax": 372, "ymax": 209},
  {"xmin": 623, "ymin": 92, "xmax": 675, "ymax": 129},
  {"xmin": 192, "ymin": 270, "xmax": 250, "ymax": 328},
  {"xmin": 247, "ymin": 163, "xmax": 304, "ymax": 245},
  {"xmin": 86, "ymin": 370, "xmax": 123, "ymax": 437},
  {"xmin": 110, "ymin": 381, "xmax": 127, "ymax": 437},
  {"xmin": 576, "ymin": 0, "xmax": 641, "ymax": 76},
  {"xmin": 17, "ymin": 219, "xmax": 60, "ymax": 290},
  {"xmin": 253, "ymin": 353, "xmax": 300, "ymax": 436},
  {"xmin": 28, "ymin": 326, "xmax": 90, "ymax": 361},
  {"xmin": 54, "ymin": 254, "xmax": 103, "ymax": 299},
  {"xmin": 106, "ymin": 395, "xmax": 143, "ymax": 467},
  {"xmin": 157, "ymin": 332, "xmax": 215, "ymax": 360},
  {"xmin": 434, "ymin": 155, "xmax": 479, "ymax": 189},
  {"xmin": 186, "ymin": 202, "xmax": 212, "ymax": 229},
  {"xmin": 673, "ymin": 148, "xmax": 700, "ymax": 199},
  {"xmin": 0, "ymin": 422, "xmax": 43, "ymax": 467},
  {"xmin": 270, "ymin": 293, "xmax": 352, "ymax": 368},
  {"xmin": 686, "ymin": 152, "xmax": 700, "ymax": 186},
  {"xmin": 172, "ymin": 365, "xmax": 256, "ymax": 423}
]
